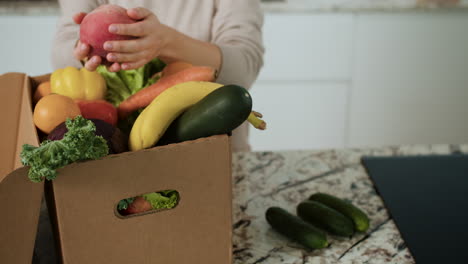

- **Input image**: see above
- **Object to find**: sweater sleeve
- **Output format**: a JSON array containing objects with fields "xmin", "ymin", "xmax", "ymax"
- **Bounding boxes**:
[
  {"xmin": 212, "ymin": 0, "xmax": 265, "ymax": 89},
  {"xmin": 51, "ymin": 0, "xmax": 103, "ymax": 70}
]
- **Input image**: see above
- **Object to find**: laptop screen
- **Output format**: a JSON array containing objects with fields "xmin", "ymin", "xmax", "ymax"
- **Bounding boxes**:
[{"xmin": 361, "ymin": 154, "xmax": 468, "ymax": 264}]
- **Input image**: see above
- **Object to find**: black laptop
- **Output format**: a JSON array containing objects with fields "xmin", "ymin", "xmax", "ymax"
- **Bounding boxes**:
[{"xmin": 361, "ymin": 154, "xmax": 468, "ymax": 264}]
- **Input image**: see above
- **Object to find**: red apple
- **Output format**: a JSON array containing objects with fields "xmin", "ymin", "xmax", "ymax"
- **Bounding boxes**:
[
  {"xmin": 80, "ymin": 4, "xmax": 137, "ymax": 65},
  {"xmin": 76, "ymin": 100, "xmax": 118, "ymax": 127},
  {"xmin": 120, "ymin": 196, "xmax": 152, "ymax": 216}
]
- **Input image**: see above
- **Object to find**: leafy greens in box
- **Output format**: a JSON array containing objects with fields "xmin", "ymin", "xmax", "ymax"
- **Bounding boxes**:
[
  {"xmin": 117, "ymin": 190, "xmax": 179, "ymax": 212},
  {"xmin": 97, "ymin": 58, "xmax": 166, "ymax": 107},
  {"xmin": 20, "ymin": 116, "xmax": 109, "ymax": 182},
  {"xmin": 22, "ymin": 58, "xmax": 179, "ymax": 212}
]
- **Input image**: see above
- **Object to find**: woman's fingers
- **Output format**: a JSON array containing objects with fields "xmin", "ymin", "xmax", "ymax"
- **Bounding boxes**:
[
  {"xmin": 104, "ymin": 39, "xmax": 139, "ymax": 53},
  {"xmin": 84, "ymin": 56, "xmax": 101, "ymax": 71},
  {"xmin": 104, "ymin": 37, "xmax": 154, "ymax": 53},
  {"xmin": 74, "ymin": 42, "xmax": 90, "ymax": 61},
  {"xmin": 106, "ymin": 50, "xmax": 150, "ymax": 64},
  {"xmin": 127, "ymin": 7, "xmax": 152, "ymax": 20},
  {"xmin": 121, "ymin": 60, "xmax": 148, "ymax": 71},
  {"xmin": 107, "ymin": 62, "xmax": 122, "ymax": 73},
  {"xmin": 73, "ymin": 12, "xmax": 87, "ymax": 24},
  {"xmin": 98, "ymin": 7, "xmax": 160, "ymax": 71},
  {"xmin": 108, "ymin": 21, "xmax": 150, "ymax": 37}
]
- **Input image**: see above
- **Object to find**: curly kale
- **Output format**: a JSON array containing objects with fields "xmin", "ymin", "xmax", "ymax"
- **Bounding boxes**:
[
  {"xmin": 20, "ymin": 116, "xmax": 109, "ymax": 183},
  {"xmin": 117, "ymin": 198, "xmax": 135, "ymax": 211}
]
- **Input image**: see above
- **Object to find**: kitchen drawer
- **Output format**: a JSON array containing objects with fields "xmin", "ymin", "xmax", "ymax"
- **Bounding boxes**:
[
  {"xmin": 249, "ymin": 80, "xmax": 348, "ymax": 151},
  {"xmin": 258, "ymin": 13, "xmax": 354, "ymax": 81}
]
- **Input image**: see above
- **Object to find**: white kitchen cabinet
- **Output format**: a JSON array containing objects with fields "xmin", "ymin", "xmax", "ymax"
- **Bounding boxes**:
[
  {"xmin": 0, "ymin": 16, "xmax": 58, "ymax": 76},
  {"xmin": 249, "ymin": 81, "xmax": 349, "ymax": 151},
  {"xmin": 253, "ymin": 11, "xmax": 468, "ymax": 151},
  {"xmin": 258, "ymin": 13, "xmax": 354, "ymax": 81},
  {"xmin": 348, "ymin": 12, "xmax": 468, "ymax": 148},
  {"xmin": 249, "ymin": 13, "xmax": 354, "ymax": 151}
]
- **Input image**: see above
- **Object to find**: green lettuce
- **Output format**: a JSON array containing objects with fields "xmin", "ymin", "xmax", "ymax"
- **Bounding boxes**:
[
  {"xmin": 117, "ymin": 190, "xmax": 179, "ymax": 212},
  {"xmin": 97, "ymin": 58, "xmax": 166, "ymax": 106},
  {"xmin": 142, "ymin": 190, "xmax": 179, "ymax": 210},
  {"xmin": 20, "ymin": 116, "xmax": 109, "ymax": 183}
]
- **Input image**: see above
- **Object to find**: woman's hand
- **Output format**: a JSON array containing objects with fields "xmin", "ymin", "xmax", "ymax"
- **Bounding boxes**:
[
  {"xmin": 72, "ymin": 7, "xmax": 220, "ymax": 73},
  {"xmin": 72, "ymin": 12, "xmax": 102, "ymax": 71},
  {"xmin": 103, "ymin": 7, "xmax": 173, "ymax": 72}
]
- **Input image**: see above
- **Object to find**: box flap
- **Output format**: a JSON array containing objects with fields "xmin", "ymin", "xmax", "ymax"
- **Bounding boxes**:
[
  {"xmin": 0, "ymin": 166, "xmax": 44, "ymax": 263},
  {"xmin": 0, "ymin": 73, "xmax": 44, "ymax": 263},
  {"xmin": 51, "ymin": 135, "xmax": 232, "ymax": 264},
  {"xmin": 15, "ymin": 74, "xmax": 41, "ymax": 168},
  {"xmin": 0, "ymin": 73, "xmax": 26, "ymax": 179},
  {"xmin": 0, "ymin": 72, "xmax": 40, "ymax": 176}
]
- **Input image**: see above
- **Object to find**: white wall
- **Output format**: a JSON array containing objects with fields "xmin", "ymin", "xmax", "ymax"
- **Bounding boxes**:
[
  {"xmin": 251, "ymin": 11, "xmax": 468, "ymax": 151},
  {"xmin": 249, "ymin": 14, "xmax": 354, "ymax": 151},
  {"xmin": 0, "ymin": 16, "xmax": 57, "ymax": 76},
  {"xmin": 1, "ymin": 12, "xmax": 468, "ymax": 152},
  {"xmin": 348, "ymin": 12, "xmax": 468, "ymax": 148}
]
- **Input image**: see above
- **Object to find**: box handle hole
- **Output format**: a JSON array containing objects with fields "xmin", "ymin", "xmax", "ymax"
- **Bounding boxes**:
[{"xmin": 116, "ymin": 190, "xmax": 180, "ymax": 218}]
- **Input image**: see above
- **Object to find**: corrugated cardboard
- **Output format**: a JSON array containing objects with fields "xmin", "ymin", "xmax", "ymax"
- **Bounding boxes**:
[
  {"xmin": 0, "ymin": 73, "xmax": 233, "ymax": 264},
  {"xmin": 0, "ymin": 73, "xmax": 43, "ymax": 264},
  {"xmin": 0, "ymin": 73, "xmax": 39, "ymax": 175}
]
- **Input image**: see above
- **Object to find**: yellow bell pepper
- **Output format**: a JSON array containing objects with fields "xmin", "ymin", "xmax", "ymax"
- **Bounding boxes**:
[{"xmin": 50, "ymin": 66, "xmax": 106, "ymax": 100}]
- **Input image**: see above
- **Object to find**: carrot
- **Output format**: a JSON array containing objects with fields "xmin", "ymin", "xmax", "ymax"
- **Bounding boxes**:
[
  {"xmin": 162, "ymin": 61, "xmax": 193, "ymax": 77},
  {"xmin": 118, "ymin": 66, "xmax": 217, "ymax": 119}
]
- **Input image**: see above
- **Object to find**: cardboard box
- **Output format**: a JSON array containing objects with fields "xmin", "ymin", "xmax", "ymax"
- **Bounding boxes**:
[{"xmin": 0, "ymin": 72, "xmax": 233, "ymax": 264}]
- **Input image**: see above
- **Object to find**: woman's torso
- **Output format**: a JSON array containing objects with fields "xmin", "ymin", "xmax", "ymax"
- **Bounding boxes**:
[
  {"xmin": 108, "ymin": 0, "xmax": 216, "ymax": 42},
  {"xmin": 101, "ymin": 0, "xmax": 250, "ymax": 151}
]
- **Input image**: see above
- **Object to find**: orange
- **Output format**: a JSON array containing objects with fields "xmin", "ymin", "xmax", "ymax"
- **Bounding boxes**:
[
  {"xmin": 33, "ymin": 94, "xmax": 81, "ymax": 134},
  {"xmin": 33, "ymin": 81, "xmax": 51, "ymax": 104}
]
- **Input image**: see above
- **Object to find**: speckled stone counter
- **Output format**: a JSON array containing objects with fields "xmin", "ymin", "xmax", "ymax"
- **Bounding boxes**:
[
  {"xmin": 32, "ymin": 143, "xmax": 467, "ymax": 263},
  {"xmin": 231, "ymin": 144, "xmax": 468, "ymax": 263}
]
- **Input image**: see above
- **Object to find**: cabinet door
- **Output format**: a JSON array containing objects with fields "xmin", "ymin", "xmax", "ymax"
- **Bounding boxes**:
[
  {"xmin": 258, "ymin": 13, "xmax": 354, "ymax": 81},
  {"xmin": 349, "ymin": 12, "xmax": 468, "ymax": 147},
  {"xmin": 249, "ymin": 13, "xmax": 354, "ymax": 151},
  {"xmin": 249, "ymin": 81, "xmax": 348, "ymax": 151},
  {"xmin": 0, "ymin": 16, "xmax": 58, "ymax": 76}
]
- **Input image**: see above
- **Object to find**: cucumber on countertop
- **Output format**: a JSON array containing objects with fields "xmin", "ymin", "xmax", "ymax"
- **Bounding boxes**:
[
  {"xmin": 308, "ymin": 193, "xmax": 370, "ymax": 232},
  {"xmin": 297, "ymin": 200, "xmax": 355, "ymax": 237},
  {"xmin": 265, "ymin": 207, "xmax": 328, "ymax": 250}
]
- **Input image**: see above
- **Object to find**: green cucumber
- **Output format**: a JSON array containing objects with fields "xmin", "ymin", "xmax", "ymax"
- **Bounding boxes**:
[
  {"xmin": 308, "ymin": 193, "xmax": 370, "ymax": 232},
  {"xmin": 159, "ymin": 84, "xmax": 252, "ymax": 144},
  {"xmin": 297, "ymin": 201, "xmax": 354, "ymax": 237},
  {"xmin": 265, "ymin": 207, "xmax": 328, "ymax": 249}
]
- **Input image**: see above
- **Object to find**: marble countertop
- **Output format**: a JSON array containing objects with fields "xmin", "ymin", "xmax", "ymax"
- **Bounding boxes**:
[
  {"xmin": 1, "ymin": 0, "xmax": 468, "ymax": 16},
  {"xmin": 32, "ymin": 143, "xmax": 468, "ymax": 263},
  {"xmin": 231, "ymin": 143, "xmax": 468, "ymax": 263}
]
